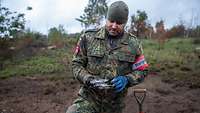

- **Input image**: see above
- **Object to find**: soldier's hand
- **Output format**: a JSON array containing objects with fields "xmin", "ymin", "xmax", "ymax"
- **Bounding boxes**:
[{"xmin": 111, "ymin": 75, "xmax": 128, "ymax": 92}]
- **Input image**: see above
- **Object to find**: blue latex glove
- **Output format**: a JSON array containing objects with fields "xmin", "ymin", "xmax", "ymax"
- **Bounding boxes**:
[{"xmin": 111, "ymin": 76, "xmax": 128, "ymax": 92}]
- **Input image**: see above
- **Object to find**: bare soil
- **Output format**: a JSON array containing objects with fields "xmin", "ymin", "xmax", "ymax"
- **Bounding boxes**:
[{"xmin": 0, "ymin": 74, "xmax": 200, "ymax": 113}]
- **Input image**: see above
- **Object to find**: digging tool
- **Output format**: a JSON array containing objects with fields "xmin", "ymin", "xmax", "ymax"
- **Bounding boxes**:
[{"xmin": 133, "ymin": 88, "xmax": 147, "ymax": 113}]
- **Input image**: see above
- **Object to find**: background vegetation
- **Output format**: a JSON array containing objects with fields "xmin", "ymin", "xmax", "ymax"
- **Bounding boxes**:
[{"xmin": 0, "ymin": 0, "xmax": 200, "ymax": 89}]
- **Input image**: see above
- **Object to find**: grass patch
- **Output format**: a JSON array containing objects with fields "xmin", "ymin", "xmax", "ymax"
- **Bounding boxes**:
[
  {"xmin": 143, "ymin": 38, "xmax": 200, "ymax": 88},
  {"xmin": 1, "ymin": 37, "xmax": 200, "ymax": 88},
  {"xmin": 0, "ymin": 47, "xmax": 73, "ymax": 79},
  {"xmin": 0, "ymin": 56, "xmax": 66, "ymax": 79}
]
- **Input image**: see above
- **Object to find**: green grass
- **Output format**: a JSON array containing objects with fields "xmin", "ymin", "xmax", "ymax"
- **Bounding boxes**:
[
  {"xmin": 0, "ymin": 37, "xmax": 77, "ymax": 79},
  {"xmin": 142, "ymin": 38, "xmax": 200, "ymax": 88},
  {"xmin": 1, "ymin": 37, "xmax": 200, "ymax": 88},
  {"xmin": 0, "ymin": 48, "xmax": 71, "ymax": 79}
]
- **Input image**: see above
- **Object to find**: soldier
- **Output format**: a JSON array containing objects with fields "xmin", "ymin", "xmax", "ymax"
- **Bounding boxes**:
[{"xmin": 66, "ymin": 1, "xmax": 149, "ymax": 113}]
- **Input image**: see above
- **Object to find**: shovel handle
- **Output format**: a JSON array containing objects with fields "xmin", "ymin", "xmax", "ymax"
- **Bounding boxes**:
[{"xmin": 133, "ymin": 88, "xmax": 147, "ymax": 93}]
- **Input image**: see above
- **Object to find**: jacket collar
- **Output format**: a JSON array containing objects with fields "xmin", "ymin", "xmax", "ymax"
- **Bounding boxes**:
[
  {"xmin": 95, "ymin": 27, "xmax": 129, "ymax": 45},
  {"xmin": 95, "ymin": 27, "xmax": 106, "ymax": 39}
]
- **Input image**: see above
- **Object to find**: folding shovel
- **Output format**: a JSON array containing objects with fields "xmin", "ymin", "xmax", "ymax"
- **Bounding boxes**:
[{"xmin": 133, "ymin": 88, "xmax": 147, "ymax": 113}]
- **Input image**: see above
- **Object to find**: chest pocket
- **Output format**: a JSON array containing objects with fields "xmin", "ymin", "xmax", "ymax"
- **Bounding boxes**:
[
  {"xmin": 110, "ymin": 46, "xmax": 136, "ymax": 75},
  {"xmin": 87, "ymin": 52, "xmax": 105, "ymax": 75},
  {"xmin": 112, "ymin": 44, "xmax": 136, "ymax": 62}
]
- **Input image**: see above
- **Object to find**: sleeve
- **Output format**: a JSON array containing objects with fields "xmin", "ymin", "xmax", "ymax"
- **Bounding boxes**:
[
  {"xmin": 125, "ymin": 38, "xmax": 149, "ymax": 87},
  {"xmin": 71, "ymin": 33, "xmax": 92, "ymax": 84}
]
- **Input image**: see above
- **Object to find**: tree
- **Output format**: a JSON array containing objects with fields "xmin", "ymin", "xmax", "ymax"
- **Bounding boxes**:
[
  {"xmin": 145, "ymin": 23, "xmax": 154, "ymax": 39},
  {"xmin": 129, "ymin": 10, "xmax": 148, "ymax": 38},
  {"xmin": 48, "ymin": 25, "xmax": 66, "ymax": 48},
  {"xmin": 193, "ymin": 25, "xmax": 200, "ymax": 37},
  {"xmin": 0, "ymin": 6, "xmax": 26, "ymax": 38},
  {"xmin": 169, "ymin": 25, "xmax": 185, "ymax": 37},
  {"xmin": 155, "ymin": 20, "xmax": 168, "ymax": 50},
  {"xmin": 0, "ymin": 5, "xmax": 27, "ymax": 70},
  {"xmin": 155, "ymin": 20, "xmax": 165, "ymax": 34},
  {"xmin": 76, "ymin": 0, "xmax": 108, "ymax": 29}
]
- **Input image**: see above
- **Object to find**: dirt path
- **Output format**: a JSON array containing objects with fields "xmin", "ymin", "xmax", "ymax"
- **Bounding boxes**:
[{"xmin": 0, "ymin": 74, "xmax": 200, "ymax": 113}]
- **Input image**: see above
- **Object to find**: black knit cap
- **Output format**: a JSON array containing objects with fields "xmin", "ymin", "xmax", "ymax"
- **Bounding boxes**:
[{"xmin": 107, "ymin": 1, "xmax": 129, "ymax": 24}]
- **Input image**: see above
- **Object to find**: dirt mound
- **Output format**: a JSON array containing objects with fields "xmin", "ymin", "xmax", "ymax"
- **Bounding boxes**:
[{"xmin": 0, "ymin": 74, "xmax": 200, "ymax": 113}]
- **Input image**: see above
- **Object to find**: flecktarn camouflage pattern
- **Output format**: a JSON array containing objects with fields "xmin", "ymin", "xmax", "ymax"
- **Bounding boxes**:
[{"xmin": 66, "ymin": 27, "xmax": 148, "ymax": 113}]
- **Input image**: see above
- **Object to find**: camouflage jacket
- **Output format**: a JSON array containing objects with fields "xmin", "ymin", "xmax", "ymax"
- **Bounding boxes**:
[{"xmin": 71, "ymin": 27, "xmax": 148, "ymax": 111}]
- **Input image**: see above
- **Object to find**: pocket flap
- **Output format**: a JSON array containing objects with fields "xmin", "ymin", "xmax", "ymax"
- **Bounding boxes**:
[{"xmin": 112, "ymin": 51, "xmax": 135, "ymax": 62}]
